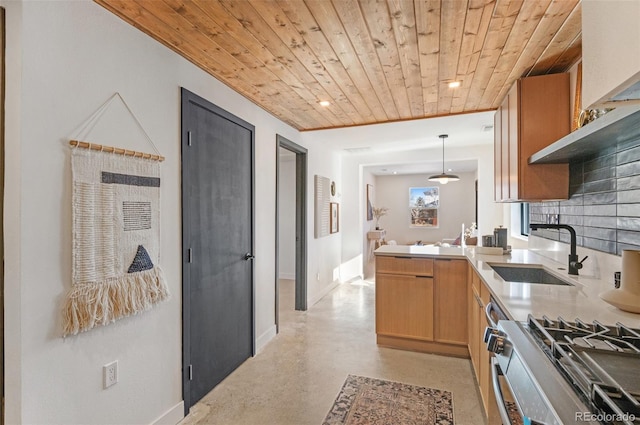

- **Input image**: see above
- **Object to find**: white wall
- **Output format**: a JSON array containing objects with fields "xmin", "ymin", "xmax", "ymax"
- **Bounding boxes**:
[
  {"xmin": 3, "ymin": 2, "xmax": 342, "ymax": 423},
  {"xmin": 278, "ymin": 155, "xmax": 296, "ymax": 280},
  {"xmin": 305, "ymin": 150, "xmax": 343, "ymax": 304},
  {"xmin": 376, "ymin": 172, "xmax": 477, "ymax": 245},
  {"xmin": 582, "ymin": 0, "xmax": 640, "ymax": 108}
]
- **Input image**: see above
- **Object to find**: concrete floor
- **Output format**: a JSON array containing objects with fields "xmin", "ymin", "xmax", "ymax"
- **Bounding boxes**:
[{"xmin": 179, "ymin": 278, "xmax": 487, "ymax": 425}]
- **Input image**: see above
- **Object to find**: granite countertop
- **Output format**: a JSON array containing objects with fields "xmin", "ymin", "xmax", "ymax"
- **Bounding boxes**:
[{"xmin": 374, "ymin": 245, "xmax": 640, "ymax": 328}]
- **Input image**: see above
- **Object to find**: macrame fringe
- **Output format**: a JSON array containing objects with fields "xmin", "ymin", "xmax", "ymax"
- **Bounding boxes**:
[{"xmin": 63, "ymin": 267, "xmax": 169, "ymax": 336}]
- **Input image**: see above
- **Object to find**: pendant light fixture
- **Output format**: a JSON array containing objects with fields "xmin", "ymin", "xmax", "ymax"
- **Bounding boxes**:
[{"xmin": 428, "ymin": 134, "xmax": 459, "ymax": 184}]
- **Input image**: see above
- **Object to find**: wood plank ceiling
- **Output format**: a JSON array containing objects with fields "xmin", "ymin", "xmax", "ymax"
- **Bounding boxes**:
[{"xmin": 96, "ymin": 0, "xmax": 582, "ymax": 131}]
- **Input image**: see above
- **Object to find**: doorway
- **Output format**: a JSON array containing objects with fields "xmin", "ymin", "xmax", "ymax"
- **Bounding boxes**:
[
  {"xmin": 275, "ymin": 135, "xmax": 307, "ymax": 331},
  {"xmin": 181, "ymin": 89, "xmax": 255, "ymax": 413}
]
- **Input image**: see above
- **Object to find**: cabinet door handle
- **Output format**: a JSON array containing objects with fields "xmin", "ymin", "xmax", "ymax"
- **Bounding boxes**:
[{"xmin": 474, "ymin": 293, "xmax": 484, "ymax": 308}]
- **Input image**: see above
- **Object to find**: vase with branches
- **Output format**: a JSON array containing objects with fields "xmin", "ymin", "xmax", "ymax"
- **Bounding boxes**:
[{"xmin": 372, "ymin": 206, "xmax": 389, "ymax": 230}]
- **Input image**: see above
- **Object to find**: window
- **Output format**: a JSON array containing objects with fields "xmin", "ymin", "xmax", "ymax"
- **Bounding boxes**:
[{"xmin": 520, "ymin": 203, "xmax": 530, "ymax": 236}]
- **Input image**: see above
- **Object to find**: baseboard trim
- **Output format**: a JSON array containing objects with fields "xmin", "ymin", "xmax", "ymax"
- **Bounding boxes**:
[
  {"xmin": 256, "ymin": 324, "xmax": 277, "ymax": 353},
  {"xmin": 309, "ymin": 281, "xmax": 340, "ymax": 307},
  {"xmin": 278, "ymin": 273, "xmax": 295, "ymax": 280},
  {"xmin": 151, "ymin": 401, "xmax": 184, "ymax": 425},
  {"xmin": 376, "ymin": 335, "xmax": 470, "ymax": 358}
]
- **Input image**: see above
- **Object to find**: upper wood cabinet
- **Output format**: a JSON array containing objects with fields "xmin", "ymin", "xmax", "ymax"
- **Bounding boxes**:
[{"xmin": 494, "ymin": 73, "xmax": 570, "ymax": 202}]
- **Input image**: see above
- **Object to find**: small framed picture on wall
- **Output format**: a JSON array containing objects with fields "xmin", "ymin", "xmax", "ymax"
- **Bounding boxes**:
[
  {"xmin": 366, "ymin": 184, "xmax": 373, "ymax": 221},
  {"xmin": 330, "ymin": 202, "xmax": 339, "ymax": 234}
]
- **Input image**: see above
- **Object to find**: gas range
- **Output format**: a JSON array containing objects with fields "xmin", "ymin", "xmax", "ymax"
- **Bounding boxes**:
[{"xmin": 486, "ymin": 313, "xmax": 640, "ymax": 425}]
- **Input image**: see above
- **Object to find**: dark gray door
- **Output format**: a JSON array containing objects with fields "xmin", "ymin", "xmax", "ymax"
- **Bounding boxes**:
[{"xmin": 181, "ymin": 88, "xmax": 255, "ymax": 412}]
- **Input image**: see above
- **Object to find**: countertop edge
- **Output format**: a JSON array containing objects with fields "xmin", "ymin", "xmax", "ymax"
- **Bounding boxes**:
[{"xmin": 373, "ymin": 246, "xmax": 640, "ymax": 327}]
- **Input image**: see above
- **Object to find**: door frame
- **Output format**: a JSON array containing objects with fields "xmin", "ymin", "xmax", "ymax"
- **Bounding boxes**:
[
  {"xmin": 180, "ymin": 88, "xmax": 256, "ymax": 414},
  {"xmin": 1, "ymin": 7, "xmax": 5, "ymax": 425},
  {"xmin": 275, "ymin": 135, "xmax": 307, "ymax": 331}
]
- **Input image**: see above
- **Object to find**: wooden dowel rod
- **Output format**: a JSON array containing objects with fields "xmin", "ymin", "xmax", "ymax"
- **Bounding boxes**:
[{"xmin": 69, "ymin": 140, "xmax": 165, "ymax": 162}]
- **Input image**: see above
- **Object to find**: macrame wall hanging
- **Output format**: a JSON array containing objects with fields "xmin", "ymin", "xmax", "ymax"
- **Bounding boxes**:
[{"xmin": 64, "ymin": 93, "xmax": 169, "ymax": 336}]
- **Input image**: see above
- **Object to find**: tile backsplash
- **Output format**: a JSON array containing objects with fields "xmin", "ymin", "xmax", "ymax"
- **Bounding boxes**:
[{"xmin": 530, "ymin": 134, "xmax": 640, "ymax": 256}]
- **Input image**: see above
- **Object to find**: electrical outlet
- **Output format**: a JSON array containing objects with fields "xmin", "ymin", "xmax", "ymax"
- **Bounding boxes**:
[{"xmin": 103, "ymin": 361, "xmax": 118, "ymax": 389}]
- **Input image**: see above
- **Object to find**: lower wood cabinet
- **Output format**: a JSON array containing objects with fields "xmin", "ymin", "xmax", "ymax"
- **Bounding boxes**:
[
  {"xmin": 468, "ymin": 264, "xmax": 497, "ymax": 421},
  {"xmin": 434, "ymin": 259, "xmax": 468, "ymax": 345},
  {"xmin": 376, "ymin": 274, "xmax": 434, "ymax": 340},
  {"xmin": 375, "ymin": 256, "xmax": 468, "ymax": 357}
]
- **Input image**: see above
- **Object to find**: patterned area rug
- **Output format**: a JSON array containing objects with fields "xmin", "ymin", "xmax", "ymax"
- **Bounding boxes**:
[{"xmin": 323, "ymin": 375, "xmax": 454, "ymax": 425}]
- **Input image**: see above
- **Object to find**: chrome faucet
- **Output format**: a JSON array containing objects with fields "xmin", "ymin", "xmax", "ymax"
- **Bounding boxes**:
[{"xmin": 530, "ymin": 224, "xmax": 588, "ymax": 275}]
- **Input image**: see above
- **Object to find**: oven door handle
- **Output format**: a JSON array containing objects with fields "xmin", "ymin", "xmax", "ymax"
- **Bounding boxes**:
[
  {"xmin": 491, "ymin": 357, "xmax": 516, "ymax": 425},
  {"xmin": 485, "ymin": 301, "xmax": 498, "ymax": 328}
]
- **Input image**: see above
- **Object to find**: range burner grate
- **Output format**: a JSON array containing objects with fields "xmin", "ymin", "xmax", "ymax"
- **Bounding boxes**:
[
  {"xmin": 528, "ymin": 315, "xmax": 640, "ymax": 424},
  {"xmin": 533, "ymin": 316, "xmax": 640, "ymax": 353}
]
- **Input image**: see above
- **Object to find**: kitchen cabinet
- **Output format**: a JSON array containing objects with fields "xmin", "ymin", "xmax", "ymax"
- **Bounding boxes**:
[
  {"xmin": 376, "ymin": 273, "xmax": 434, "ymax": 340},
  {"xmin": 494, "ymin": 73, "xmax": 570, "ymax": 202},
  {"xmin": 375, "ymin": 256, "xmax": 468, "ymax": 357},
  {"xmin": 434, "ymin": 259, "xmax": 468, "ymax": 345},
  {"xmin": 467, "ymin": 264, "xmax": 497, "ymax": 420}
]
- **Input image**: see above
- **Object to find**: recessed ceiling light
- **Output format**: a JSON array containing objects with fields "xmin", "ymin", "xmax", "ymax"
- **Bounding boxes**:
[
  {"xmin": 319, "ymin": 100, "xmax": 331, "ymax": 107},
  {"xmin": 447, "ymin": 168, "xmax": 453, "ymax": 172},
  {"xmin": 393, "ymin": 171, "xmax": 398, "ymax": 175},
  {"xmin": 448, "ymin": 81, "xmax": 461, "ymax": 88},
  {"xmin": 344, "ymin": 147, "xmax": 372, "ymax": 153}
]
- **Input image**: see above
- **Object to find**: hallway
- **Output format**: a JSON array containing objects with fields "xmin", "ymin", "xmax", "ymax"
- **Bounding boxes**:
[{"xmin": 180, "ymin": 279, "xmax": 486, "ymax": 424}]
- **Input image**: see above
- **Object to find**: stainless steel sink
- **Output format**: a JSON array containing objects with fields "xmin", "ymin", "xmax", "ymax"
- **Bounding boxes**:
[{"xmin": 489, "ymin": 263, "xmax": 574, "ymax": 286}]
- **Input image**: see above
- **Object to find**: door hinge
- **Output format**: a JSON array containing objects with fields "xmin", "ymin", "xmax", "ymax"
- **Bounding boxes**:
[
  {"xmin": 187, "ymin": 131, "xmax": 192, "ymax": 146},
  {"xmin": 188, "ymin": 364, "xmax": 193, "ymax": 380},
  {"xmin": 188, "ymin": 248, "xmax": 193, "ymax": 263}
]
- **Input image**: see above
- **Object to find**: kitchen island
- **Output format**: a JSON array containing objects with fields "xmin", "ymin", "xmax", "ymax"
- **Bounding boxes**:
[
  {"xmin": 374, "ymin": 246, "xmax": 470, "ymax": 357},
  {"xmin": 374, "ymin": 244, "xmax": 640, "ymax": 421},
  {"xmin": 375, "ymin": 244, "xmax": 640, "ymax": 328}
]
